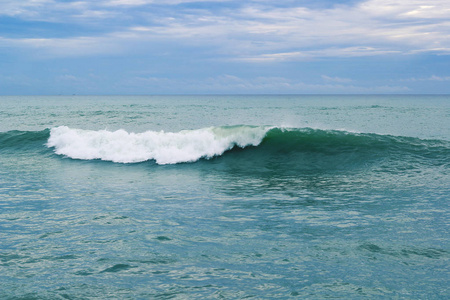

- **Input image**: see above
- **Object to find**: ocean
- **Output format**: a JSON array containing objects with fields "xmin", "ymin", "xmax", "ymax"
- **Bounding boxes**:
[{"xmin": 0, "ymin": 95, "xmax": 449, "ymax": 299}]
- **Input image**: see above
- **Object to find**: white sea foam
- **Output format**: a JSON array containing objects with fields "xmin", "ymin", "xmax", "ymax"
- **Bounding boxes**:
[{"xmin": 47, "ymin": 126, "xmax": 270, "ymax": 164}]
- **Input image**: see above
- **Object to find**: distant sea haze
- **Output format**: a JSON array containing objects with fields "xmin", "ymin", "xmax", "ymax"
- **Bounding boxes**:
[{"xmin": 1, "ymin": 95, "xmax": 449, "ymax": 299}]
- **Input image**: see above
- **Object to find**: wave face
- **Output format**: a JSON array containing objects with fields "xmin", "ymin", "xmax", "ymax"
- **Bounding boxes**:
[
  {"xmin": 0, "ymin": 129, "xmax": 50, "ymax": 151},
  {"xmin": 45, "ymin": 126, "xmax": 450, "ymax": 168},
  {"xmin": 47, "ymin": 125, "xmax": 268, "ymax": 164}
]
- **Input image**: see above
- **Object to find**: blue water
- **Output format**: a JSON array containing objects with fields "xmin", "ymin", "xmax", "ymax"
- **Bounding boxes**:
[{"xmin": 0, "ymin": 95, "xmax": 449, "ymax": 299}]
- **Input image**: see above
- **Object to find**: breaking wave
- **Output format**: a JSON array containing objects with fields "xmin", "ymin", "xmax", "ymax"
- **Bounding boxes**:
[
  {"xmin": 1, "ymin": 126, "xmax": 448, "ymax": 169},
  {"xmin": 46, "ymin": 125, "xmax": 269, "ymax": 164}
]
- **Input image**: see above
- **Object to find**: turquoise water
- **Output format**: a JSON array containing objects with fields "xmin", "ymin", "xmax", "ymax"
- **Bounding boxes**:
[{"xmin": 0, "ymin": 95, "xmax": 449, "ymax": 299}]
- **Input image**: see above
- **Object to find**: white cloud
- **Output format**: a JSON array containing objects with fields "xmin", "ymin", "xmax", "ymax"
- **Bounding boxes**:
[
  {"xmin": 102, "ymin": 0, "xmax": 234, "ymax": 6},
  {"xmin": 124, "ymin": 74, "xmax": 409, "ymax": 94},
  {"xmin": 229, "ymin": 1, "xmax": 450, "ymax": 60},
  {"xmin": 236, "ymin": 46, "xmax": 403, "ymax": 62},
  {"xmin": 322, "ymin": 75, "xmax": 353, "ymax": 83},
  {"xmin": 0, "ymin": 35, "xmax": 125, "ymax": 57},
  {"xmin": 400, "ymin": 75, "xmax": 450, "ymax": 82},
  {"xmin": 360, "ymin": 0, "xmax": 450, "ymax": 19},
  {"xmin": 104, "ymin": 0, "xmax": 152, "ymax": 6},
  {"xmin": 0, "ymin": 0, "xmax": 53, "ymax": 17},
  {"xmin": 1, "ymin": 0, "xmax": 449, "ymax": 60},
  {"xmin": 129, "ymin": 0, "xmax": 450, "ymax": 60},
  {"xmin": 430, "ymin": 75, "xmax": 450, "ymax": 81}
]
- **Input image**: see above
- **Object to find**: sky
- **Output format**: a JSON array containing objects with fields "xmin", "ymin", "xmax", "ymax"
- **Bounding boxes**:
[{"xmin": 0, "ymin": 0, "xmax": 450, "ymax": 94}]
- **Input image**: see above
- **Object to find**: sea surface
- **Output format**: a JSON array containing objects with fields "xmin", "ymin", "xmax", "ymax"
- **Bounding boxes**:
[{"xmin": 0, "ymin": 95, "xmax": 449, "ymax": 299}]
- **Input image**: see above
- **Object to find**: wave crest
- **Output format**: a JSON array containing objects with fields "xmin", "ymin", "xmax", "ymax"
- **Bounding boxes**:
[{"xmin": 47, "ymin": 126, "xmax": 269, "ymax": 164}]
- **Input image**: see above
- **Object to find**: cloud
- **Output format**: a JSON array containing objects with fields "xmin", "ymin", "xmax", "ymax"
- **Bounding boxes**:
[
  {"xmin": 400, "ymin": 75, "xmax": 450, "ymax": 82},
  {"xmin": 0, "ymin": 35, "xmax": 125, "ymax": 57},
  {"xmin": 124, "ymin": 74, "xmax": 409, "ymax": 94},
  {"xmin": 231, "ymin": 0, "xmax": 450, "ymax": 60},
  {"xmin": 359, "ymin": 0, "xmax": 450, "ymax": 19},
  {"xmin": 102, "ymin": 0, "xmax": 233, "ymax": 6},
  {"xmin": 0, "ymin": 0, "xmax": 449, "ymax": 60},
  {"xmin": 322, "ymin": 75, "xmax": 353, "ymax": 83},
  {"xmin": 429, "ymin": 75, "xmax": 450, "ymax": 81},
  {"xmin": 105, "ymin": 0, "xmax": 152, "ymax": 6},
  {"xmin": 237, "ymin": 47, "xmax": 404, "ymax": 62}
]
